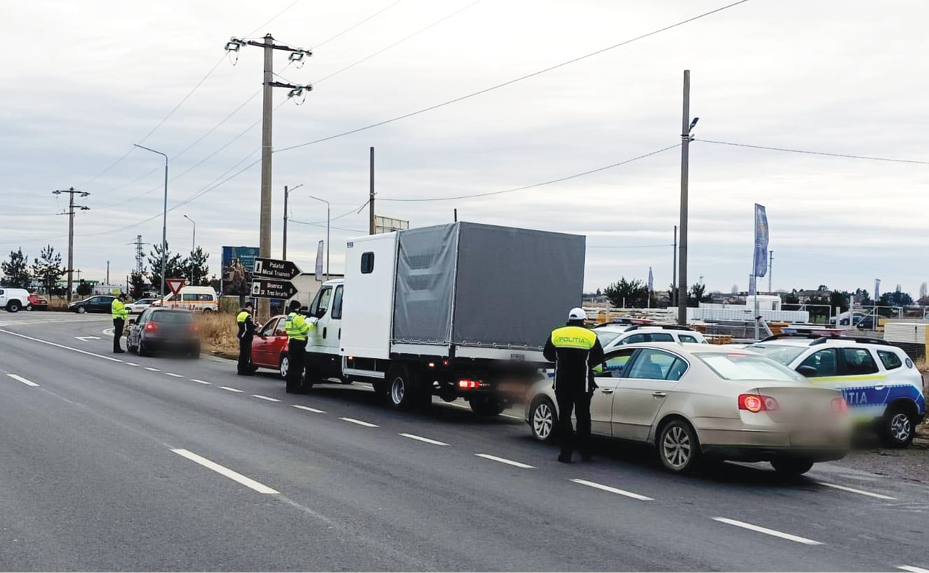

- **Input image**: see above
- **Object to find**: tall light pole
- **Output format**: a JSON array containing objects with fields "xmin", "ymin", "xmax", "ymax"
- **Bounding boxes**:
[
  {"xmin": 282, "ymin": 183, "xmax": 303, "ymax": 260},
  {"xmin": 309, "ymin": 195, "xmax": 330, "ymax": 280},
  {"xmin": 134, "ymin": 144, "xmax": 168, "ymax": 298},
  {"xmin": 183, "ymin": 215, "xmax": 196, "ymax": 283}
]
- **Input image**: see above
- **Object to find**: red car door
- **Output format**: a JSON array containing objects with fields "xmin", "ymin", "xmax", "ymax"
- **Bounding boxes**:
[
  {"xmin": 269, "ymin": 317, "xmax": 289, "ymax": 363},
  {"xmin": 251, "ymin": 318, "xmax": 278, "ymax": 368}
]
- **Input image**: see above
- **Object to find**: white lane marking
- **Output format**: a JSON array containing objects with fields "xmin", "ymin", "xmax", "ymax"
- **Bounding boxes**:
[
  {"xmin": 8, "ymin": 374, "xmax": 39, "ymax": 387},
  {"xmin": 252, "ymin": 394, "xmax": 280, "ymax": 402},
  {"xmin": 171, "ymin": 449, "xmax": 278, "ymax": 494},
  {"xmin": 898, "ymin": 566, "xmax": 929, "ymax": 573},
  {"xmin": 501, "ymin": 413, "xmax": 523, "ymax": 420},
  {"xmin": 340, "ymin": 417, "xmax": 379, "ymax": 428},
  {"xmin": 102, "ymin": 328, "xmax": 114, "ymax": 336},
  {"xmin": 570, "ymin": 478, "xmax": 653, "ymax": 501},
  {"xmin": 400, "ymin": 433, "xmax": 449, "ymax": 446},
  {"xmin": 75, "ymin": 336, "xmax": 100, "ymax": 341},
  {"xmin": 0, "ymin": 329, "xmax": 123, "ymax": 362},
  {"xmin": 819, "ymin": 482, "xmax": 896, "ymax": 500},
  {"xmin": 190, "ymin": 379, "xmax": 211, "ymax": 385},
  {"xmin": 165, "ymin": 373, "xmax": 184, "ymax": 378},
  {"xmin": 712, "ymin": 517, "xmax": 822, "ymax": 545},
  {"xmin": 292, "ymin": 405, "xmax": 325, "ymax": 414},
  {"xmin": 219, "ymin": 386, "xmax": 243, "ymax": 393},
  {"xmin": 475, "ymin": 453, "xmax": 534, "ymax": 469},
  {"xmin": 144, "ymin": 367, "xmax": 160, "ymax": 372},
  {"xmin": 125, "ymin": 362, "xmax": 139, "ymax": 367}
]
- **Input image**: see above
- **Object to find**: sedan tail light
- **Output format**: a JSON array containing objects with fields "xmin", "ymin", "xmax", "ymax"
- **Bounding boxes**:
[
  {"xmin": 144, "ymin": 322, "xmax": 159, "ymax": 333},
  {"xmin": 739, "ymin": 394, "xmax": 779, "ymax": 412},
  {"xmin": 831, "ymin": 397, "xmax": 848, "ymax": 414},
  {"xmin": 189, "ymin": 324, "xmax": 200, "ymax": 334}
]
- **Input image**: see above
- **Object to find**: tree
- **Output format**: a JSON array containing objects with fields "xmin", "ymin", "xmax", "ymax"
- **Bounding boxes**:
[
  {"xmin": 854, "ymin": 288, "xmax": 872, "ymax": 306},
  {"xmin": 783, "ymin": 290, "xmax": 800, "ymax": 306},
  {"xmin": 1, "ymin": 248, "xmax": 31, "ymax": 288},
  {"xmin": 880, "ymin": 290, "xmax": 913, "ymax": 313},
  {"xmin": 76, "ymin": 279, "xmax": 92, "ymax": 297},
  {"xmin": 147, "ymin": 243, "xmax": 185, "ymax": 294},
  {"xmin": 603, "ymin": 277, "xmax": 648, "ymax": 308},
  {"xmin": 829, "ymin": 290, "xmax": 850, "ymax": 313},
  {"xmin": 31, "ymin": 245, "xmax": 64, "ymax": 295},
  {"xmin": 129, "ymin": 271, "xmax": 147, "ymax": 299},
  {"xmin": 686, "ymin": 282, "xmax": 712, "ymax": 307},
  {"xmin": 185, "ymin": 247, "xmax": 211, "ymax": 286}
]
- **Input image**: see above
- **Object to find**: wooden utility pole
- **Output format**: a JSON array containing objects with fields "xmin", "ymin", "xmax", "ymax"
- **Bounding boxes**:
[
  {"xmin": 53, "ymin": 187, "xmax": 89, "ymax": 303},
  {"xmin": 369, "ymin": 147, "xmax": 375, "ymax": 235}
]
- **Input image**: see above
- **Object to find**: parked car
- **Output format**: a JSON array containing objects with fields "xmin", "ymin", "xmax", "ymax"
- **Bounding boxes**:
[
  {"xmin": 829, "ymin": 312, "xmax": 876, "ymax": 329},
  {"xmin": 125, "ymin": 298, "xmax": 157, "ymax": 314},
  {"xmin": 126, "ymin": 308, "xmax": 201, "ymax": 357},
  {"xmin": 526, "ymin": 343, "xmax": 851, "ymax": 476},
  {"xmin": 153, "ymin": 286, "xmax": 219, "ymax": 312},
  {"xmin": 68, "ymin": 295, "xmax": 116, "ymax": 314},
  {"xmin": 0, "ymin": 287, "xmax": 31, "ymax": 312},
  {"xmin": 27, "ymin": 293, "xmax": 49, "ymax": 311},
  {"xmin": 594, "ymin": 324, "xmax": 708, "ymax": 351},
  {"xmin": 748, "ymin": 334, "xmax": 926, "ymax": 447},
  {"xmin": 251, "ymin": 315, "xmax": 290, "ymax": 377}
]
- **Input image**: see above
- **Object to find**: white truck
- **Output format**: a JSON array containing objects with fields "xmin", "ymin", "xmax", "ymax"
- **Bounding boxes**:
[
  {"xmin": 0, "ymin": 287, "xmax": 30, "ymax": 313},
  {"xmin": 295, "ymin": 222, "xmax": 586, "ymax": 415}
]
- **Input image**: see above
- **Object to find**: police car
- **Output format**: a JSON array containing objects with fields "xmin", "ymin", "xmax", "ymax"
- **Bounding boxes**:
[{"xmin": 749, "ymin": 334, "xmax": 926, "ymax": 447}]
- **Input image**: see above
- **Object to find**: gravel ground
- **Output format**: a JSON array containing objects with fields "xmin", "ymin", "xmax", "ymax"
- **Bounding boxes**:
[{"xmin": 832, "ymin": 422, "xmax": 929, "ymax": 483}]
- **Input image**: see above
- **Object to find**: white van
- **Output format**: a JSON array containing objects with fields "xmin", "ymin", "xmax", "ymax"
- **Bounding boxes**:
[
  {"xmin": 155, "ymin": 286, "xmax": 219, "ymax": 312},
  {"xmin": 0, "ymin": 288, "xmax": 30, "ymax": 312}
]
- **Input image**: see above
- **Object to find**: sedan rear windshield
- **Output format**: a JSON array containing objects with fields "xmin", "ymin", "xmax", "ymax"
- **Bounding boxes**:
[
  {"xmin": 697, "ymin": 353, "xmax": 808, "ymax": 383},
  {"xmin": 747, "ymin": 344, "xmax": 807, "ymax": 365},
  {"xmin": 152, "ymin": 311, "xmax": 194, "ymax": 323}
]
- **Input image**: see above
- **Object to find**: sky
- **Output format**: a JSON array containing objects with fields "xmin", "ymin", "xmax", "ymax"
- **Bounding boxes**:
[{"xmin": 1, "ymin": 0, "xmax": 927, "ymax": 296}]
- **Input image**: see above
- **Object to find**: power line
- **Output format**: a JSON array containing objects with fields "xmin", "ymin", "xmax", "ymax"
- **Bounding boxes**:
[
  {"xmin": 696, "ymin": 139, "xmax": 929, "ymax": 166},
  {"xmin": 588, "ymin": 243, "xmax": 674, "ymax": 249},
  {"xmin": 379, "ymin": 143, "xmax": 680, "ymax": 202},
  {"xmin": 315, "ymin": 0, "xmax": 405, "ymax": 48},
  {"xmin": 289, "ymin": 219, "xmax": 366, "ymax": 233},
  {"xmin": 275, "ymin": 0, "xmax": 751, "ymax": 154},
  {"xmin": 245, "ymin": 0, "xmax": 304, "ymax": 38}
]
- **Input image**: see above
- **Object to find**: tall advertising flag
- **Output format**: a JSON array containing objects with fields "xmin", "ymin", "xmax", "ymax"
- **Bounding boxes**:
[
  {"xmin": 753, "ymin": 204, "xmax": 769, "ymax": 278},
  {"xmin": 648, "ymin": 267, "xmax": 654, "ymax": 292},
  {"xmin": 314, "ymin": 240, "xmax": 324, "ymax": 282}
]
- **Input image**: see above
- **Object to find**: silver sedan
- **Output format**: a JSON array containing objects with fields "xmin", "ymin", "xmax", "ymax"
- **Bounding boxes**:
[{"xmin": 526, "ymin": 343, "xmax": 850, "ymax": 476}]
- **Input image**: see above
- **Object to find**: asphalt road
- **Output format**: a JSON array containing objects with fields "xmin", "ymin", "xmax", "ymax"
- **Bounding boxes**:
[{"xmin": 0, "ymin": 312, "xmax": 927, "ymax": 571}]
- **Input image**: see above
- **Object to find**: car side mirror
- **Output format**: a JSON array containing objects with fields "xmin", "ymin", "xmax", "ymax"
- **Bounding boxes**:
[
  {"xmin": 796, "ymin": 365, "xmax": 817, "ymax": 378},
  {"xmin": 315, "ymin": 308, "xmax": 327, "ymax": 319}
]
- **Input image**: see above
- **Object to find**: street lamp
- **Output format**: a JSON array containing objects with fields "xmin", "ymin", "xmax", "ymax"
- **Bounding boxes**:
[
  {"xmin": 134, "ymin": 144, "xmax": 168, "ymax": 298},
  {"xmin": 308, "ymin": 195, "xmax": 330, "ymax": 280}
]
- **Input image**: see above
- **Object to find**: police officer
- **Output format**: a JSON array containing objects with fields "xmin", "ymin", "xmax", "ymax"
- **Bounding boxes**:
[
  {"xmin": 284, "ymin": 300, "xmax": 315, "ymax": 393},
  {"xmin": 111, "ymin": 293, "xmax": 129, "ymax": 353},
  {"xmin": 543, "ymin": 307, "xmax": 604, "ymax": 463},
  {"xmin": 236, "ymin": 302, "xmax": 256, "ymax": 375}
]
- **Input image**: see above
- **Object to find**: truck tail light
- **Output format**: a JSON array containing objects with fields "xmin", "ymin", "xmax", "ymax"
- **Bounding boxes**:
[
  {"xmin": 739, "ymin": 394, "xmax": 778, "ymax": 412},
  {"xmin": 458, "ymin": 379, "xmax": 481, "ymax": 390}
]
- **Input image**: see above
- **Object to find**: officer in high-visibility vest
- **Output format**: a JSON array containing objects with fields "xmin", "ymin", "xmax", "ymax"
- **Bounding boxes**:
[
  {"xmin": 284, "ymin": 300, "xmax": 316, "ymax": 393},
  {"xmin": 543, "ymin": 307, "xmax": 604, "ymax": 463},
  {"xmin": 111, "ymin": 293, "xmax": 129, "ymax": 353},
  {"xmin": 236, "ymin": 302, "xmax": 256, "ymax": 375}
]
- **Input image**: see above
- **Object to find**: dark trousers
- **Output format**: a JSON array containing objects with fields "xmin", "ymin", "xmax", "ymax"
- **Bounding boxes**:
[
  {"xmin": 287, "ymin": 338, "xmax": 307, "ymax": 385},
  {"xmin": 237, "ymin": 336, "xmax": 253, "ymax": 374},
  {"xmin": 112, "ymin": 318, "xmax": 124, "ymax": 352},
  {"xmin": 556, "ymin": 387, "xmax": 592, "ymax": 457}
]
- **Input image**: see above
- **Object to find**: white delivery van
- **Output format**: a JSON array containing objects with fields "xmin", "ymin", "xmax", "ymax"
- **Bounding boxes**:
[
  {"xmin": 296, "ymin": 222, "xmax": 586, "ymax": 416},
  {"xmin": 155, "ymin": 286, "xmax": 219, "ymax": 312}
]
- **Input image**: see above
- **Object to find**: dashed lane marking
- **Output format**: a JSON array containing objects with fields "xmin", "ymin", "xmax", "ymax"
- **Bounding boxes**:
[
  {"xmin": 898, "ymin": 566, "xmax": 929, "ymax": 573},
  {"xmin": 293, "ymin": 405, "xmax": 325, "ymax": 414},
  {"xmin": 570, "ymin": 478, "xmax": 653, "ymax": 501},
  {"xmin": 475, "ymin": 453, "xmax": 534, "ymax": 469},
  {"xmin": 712, "ymin": 517, "xmax": 822, "ymax": 545},
  {"xmin": 252, "ymin": 394, "xmax": 280, "ymax": 402},
  {"xmin": 340, "ymin": 417, "xmax": 379, "ymax": 428},
  {"xmin": 144, "ymin": 367, "xmax": 160, "ymax": 372},
  {"xmin": 190, "ymin": 379, "xmax": 211, "ymax": 385},
  {"xmin": 8, "ymin": 374, "xmax": 39, "ymax": 387},
  {"xmin": 219, "ymin": 386, "xmax": 243, "ymax": 393},
  {"xmin": 172, "ymin": 449, "xmax": 278, "ymax": 494},
  {"xmin": 125, "ymin": 362, "xmax": 139, "ymax": 367},
  {"xmin": 400, "ymin": 433, "xmax": 449, "ymax": 446},
  {"xmin": 819, "ymin": 482, "xmax": 896, "ymax": 500},
  {"xmin": 165, "ymin": 373, "xmax": 184, "ymax": 378}
]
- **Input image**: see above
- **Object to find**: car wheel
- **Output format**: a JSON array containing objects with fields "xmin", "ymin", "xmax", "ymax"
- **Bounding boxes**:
[
  {"xmin": 880, "ymin": 404, "xmax": 915, "ymax": 448},
  {"xmin": 189, "ymin": 346, "xmax": 200, "ymax": 359},
  {"xmin": 469, "ymin": 396, "xmax": 506, "ymax": 416},
  {"xmin": 657, "ymin": 419, "xmax": 700, "ymax": 473},
  {"xmin": 387, "ymin": 364, "xmax": 416, "ymax": 410},
  {"xmin": 6, "ymin": 301, "xmax": 20, "ymax": 313},
  {"xmin": 25, "ymin": 304, "xmax": 32, "ymax": 311},
  {"xmin": 279, "ymin": 355, "xmax": 290, "ymax": 379},
  {"xmin": 529, "ymin": 397, "xmax": 557, "ymax": 443},
  {"xmin": 771, "ymin": 458, "xmax": 814, "ymax": 476},
  {"xmin": 138, "ymin": 341, "xmax": 150, "ymax": 357},
  {"xmin": 77, "ymin": 306, "xmax": 86, "ymax": 314}
]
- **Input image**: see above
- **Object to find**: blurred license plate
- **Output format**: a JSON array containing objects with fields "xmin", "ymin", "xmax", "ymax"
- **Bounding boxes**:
[
  {"xmin": 790, "ymin": 432, "xmax": 826, "ymax": 447},
  {"xmin": 498, "ymin": 381, "xmax": 525, "ymax": 393}
]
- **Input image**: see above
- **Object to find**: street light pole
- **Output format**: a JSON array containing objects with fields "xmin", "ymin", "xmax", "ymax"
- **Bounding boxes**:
[
  {"xmin": 282, "ymin": 183, "xmax": 303, "ymax": 260},
  {"xmin": 309, "ymin": 195, "xmax": 330, "ymax": 280},
  {"xmin": 134, "ymin": 144, "xmax": 168, "ymax": 299}
]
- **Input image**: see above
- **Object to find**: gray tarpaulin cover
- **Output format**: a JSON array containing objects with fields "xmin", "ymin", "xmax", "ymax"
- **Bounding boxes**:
[{"xmin": 392, "ymin": 222, "xmax": 585, "ymax": 350}]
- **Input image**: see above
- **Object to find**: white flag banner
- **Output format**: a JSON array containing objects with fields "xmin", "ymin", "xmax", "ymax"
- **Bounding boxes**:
[{"xmin": 315, "ymin": 240, "xmax": 324, "ymax": 282}]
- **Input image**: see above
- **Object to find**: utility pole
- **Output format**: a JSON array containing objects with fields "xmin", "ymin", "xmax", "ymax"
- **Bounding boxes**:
[
  {"xmin": 369, "ymin": 147, "xmax": 375, "ymax": 235},
  {"xmin": 768, "ymin": 250, "xmax": 773, "ymax": 294},
  {"xmin": 672, "ymin": 225, "xmax": 678, "ymax": 307},
  {"xmin": 131, "ymin": 235, "xmax": 150, "ymax": 275},
  {"xmin": 677, "ymin": 70, "xmax": 697, "ymax": 325},
  {"xmin": 107, "ymin": 261, "xmax": 110, "ymax": 285},
  {"xmin": 53, "ymin": 187, "xmax": 89, "ymax": 303},
  {"xmin": 225, "ymin": 34, "xmax": 311, "ymax": 321}
]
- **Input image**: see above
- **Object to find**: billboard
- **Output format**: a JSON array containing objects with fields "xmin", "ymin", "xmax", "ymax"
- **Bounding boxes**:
[
  {"xmin": 375, "ymin": 215, "xmax": 409, "ymax": 235},
  {"xmin": 222, "ymin": 246, "xmax": 259, "ymax": 296}
]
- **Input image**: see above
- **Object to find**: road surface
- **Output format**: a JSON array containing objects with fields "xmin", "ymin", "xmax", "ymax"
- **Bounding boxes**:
[{"xmin": 0, "ymin": 312, "xmax": 926, "ymax": 571}]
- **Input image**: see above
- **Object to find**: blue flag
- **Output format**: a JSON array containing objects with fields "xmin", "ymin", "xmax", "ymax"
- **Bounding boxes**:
[{"xmin": 753, "ymin": 204, "xmax": 769, "ymax": 278}]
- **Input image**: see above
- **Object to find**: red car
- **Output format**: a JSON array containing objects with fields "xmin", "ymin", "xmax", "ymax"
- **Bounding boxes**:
[
  {"xmin": 251, "ymin": 314, "xmax": 290, "ymax": 378},
  {"xmin": 27, "ymin": 293, "xmax": 48, "ymax": 311}
]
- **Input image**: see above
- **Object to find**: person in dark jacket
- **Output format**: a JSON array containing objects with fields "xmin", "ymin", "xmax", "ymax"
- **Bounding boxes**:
[
  {"xmin": 236, "ymin": 302, "xmax": 256, "ymax": 375},
  {"xmin": 543, "ymin": 307, "xmax": 604, "ymax": 463}
]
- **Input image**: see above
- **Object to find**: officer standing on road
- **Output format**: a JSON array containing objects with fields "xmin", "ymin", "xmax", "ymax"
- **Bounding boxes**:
[
  {"xmin": 543, "ymin": 307, "xmax": 604, "ymax": 463},
  {"xmin": 284, "ymin": 300, "xmax": 315, "ymax": 392},
  {"xmin": 236, "ymin": 302, "xmax": 256, "ymax": 375},
  {"xmin": 111, "ymin": 293, "xmax": 129, "ymax": 354}
]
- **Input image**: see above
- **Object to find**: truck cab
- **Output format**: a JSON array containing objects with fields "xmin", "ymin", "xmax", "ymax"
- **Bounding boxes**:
[{"xmin": 306, "ymin": 279, "xmax": 344, "ymax": 381}]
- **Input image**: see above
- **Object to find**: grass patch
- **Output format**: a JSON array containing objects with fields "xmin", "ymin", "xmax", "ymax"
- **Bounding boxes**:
[{"xmin": 196, "ymin": 312, "xmax": 240, "ymax": 358}]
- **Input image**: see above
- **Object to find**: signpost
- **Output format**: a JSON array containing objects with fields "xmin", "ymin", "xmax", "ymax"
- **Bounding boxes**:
[
  {"xmin": 252, "ymin": 257, "xmax": 301, "ymax": 300},
  {"xmin": 254, "ymin": 257, "xmax": 301, "ymax": 280},
  {"xmin": 251, "ymin": 279, "xmax": 298, "ymax": 299},
  {"xmin": 166, "ymin": 278, "xmax": 186, "ymax": 297}
]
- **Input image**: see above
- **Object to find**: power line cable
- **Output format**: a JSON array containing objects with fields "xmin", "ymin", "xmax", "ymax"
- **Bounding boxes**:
[
  {"xmin": 696, "ymin": 139, "xmax": 929, "ymax": 166},
  {"xmin": 588, "ymin": 243, "xmax": 674, "ymax": 249},
  {"xmin": 276, "ymin": 0, "xmax": 750, "ymax": 154},
  {"xmin": 289, "ymin": 219, "xmax": 366, "ymax": 233},
  {"xmin": 315, "ymin": 0, "xmax": 405, "ymax": 48},
  {"xmin": 245, "ymin": 0, "xmax": 304, "ymax": 37}
]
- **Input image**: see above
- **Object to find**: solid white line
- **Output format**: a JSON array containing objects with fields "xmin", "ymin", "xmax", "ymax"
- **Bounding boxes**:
[
  {"xmin": 819, "ymin": 482, "xmax": 896, "ymax": 500},
  {"xmin": 292, "ymin": 405, "xmax": 325, "ymax": 414},
  {"xmin": 171, "ymin": 449, "xmax": 278, "ymax": 494},
  {"xmin": 898, "ymin": 566, "xmax": 929, "ymax": 573},
  {"xmin": 190, "ymin": 379, "xmax": 211, "ymax": 385},
  {"xmin": 570, "ymin": 478, "xmax": 653, "ymax": 501},
  {"xmin": 340, "ymin": 417, "xmax": 379, "ymax": 428},
  {"xmin": 165, "ymin": 372, "xmax": 183, "ymax": 378},
  {"xmin": 125, "ymin": 362, "xmax": 139, "ymax": 367},
  {"xmin": 712, "ymin": 517, "xmax": 822, "ymax": 545},
  {"xmin": 252, "ymin": 394, "xmax": 280, "ymax": 402},
  {"xmin": 0, "ymin": 329, "xmax": 123, "ymax": 362},
  {"xmin": 475, "ymin": 453, "xmax": 534, "ymax": 469},
  {"xmin": 219, "ymin": 386, "xmax": 243, "ymax": 393},
  {"xmin": 144, "ymin": 367, "xmax": 160, "ymax": 372},
  {"xmin": 8, "ymin": 374, "xmax": 39, "ymax": 387},
  {"xmin": 400, "ymin": 433, "xmax": 449, "ymax": 446}
]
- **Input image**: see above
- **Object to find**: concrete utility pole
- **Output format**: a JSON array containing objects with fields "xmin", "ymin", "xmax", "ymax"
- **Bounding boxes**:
[
  {"xmin": 768, "ymin": 250, "xmax": 773, "ymax": 294},
  {"xmin": 672, "ymin": 225, "xmax": 678, "ymax": 307},
  {"xmin": 106, "ymin": 261, "xmax": 110, "ymax": 285},
  {"xmin": 677, "ymin": 70, "xmax": 697, "ymax": 325},
  {"xmin": 52, "ymin": 187, "xmax": 89, "ymax": 303},
  {"xmin": 225, "ymin": 34, "xmax": 311, "ymax": 321},
  {"xmin": 369, "ymin": 147, "xmax": 375, "ymax": 235}
]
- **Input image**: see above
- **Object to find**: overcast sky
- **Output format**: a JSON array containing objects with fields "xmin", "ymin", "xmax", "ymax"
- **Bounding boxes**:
[{"xmin": 1, "ymin": 0, "xmax": 926, "ymax": 296}]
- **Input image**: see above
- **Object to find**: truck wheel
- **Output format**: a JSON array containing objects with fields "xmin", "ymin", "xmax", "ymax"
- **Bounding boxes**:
[
  {"xmin": 6, "ymin": 301, "xmax": 20, "ymax": 313},
  {"xmin": 387, "ymin": 364, "xmax": 415, "ymax": 410},
  {"xmin": 469, "ymin": 397, "xmax": 506, "ymax": 416}
]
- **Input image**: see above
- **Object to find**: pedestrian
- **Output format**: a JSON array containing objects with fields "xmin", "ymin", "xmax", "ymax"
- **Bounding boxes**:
[
  {"xmin": 284, "ymin": 300, "xmax": 315, "ymax": 393},
  {"xmin": 111, "ymin": 293, "xmax": 129, "ymax": 353},
  {"xmin": 236, "ymin": 302, "xmax": 256, "ymax": 375},
  {"xmin": 543, "ymin": 307, "xmax": 604, "ymax": 463}
]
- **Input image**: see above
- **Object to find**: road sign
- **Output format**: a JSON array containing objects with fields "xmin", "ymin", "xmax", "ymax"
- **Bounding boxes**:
[
  {"xmin": 253, "ymin": 257, "xmax": 302, "ymax": 280},
  {"xmin": 251, "ymin": 279, "xmax": 298, "ymax": 299},
  {"xmin": 166, "ymin": 278, "xmax": 186, "ymax": 296}
]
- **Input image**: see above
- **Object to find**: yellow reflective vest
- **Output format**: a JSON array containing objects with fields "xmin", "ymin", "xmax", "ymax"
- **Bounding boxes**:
[
  {"xmin": 111, "ymin": 299, "xmax": 128, "ymax": 320},
  {"xmin": 284, "ymin": 312, "xmax": 312, "ymax": 341}
]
